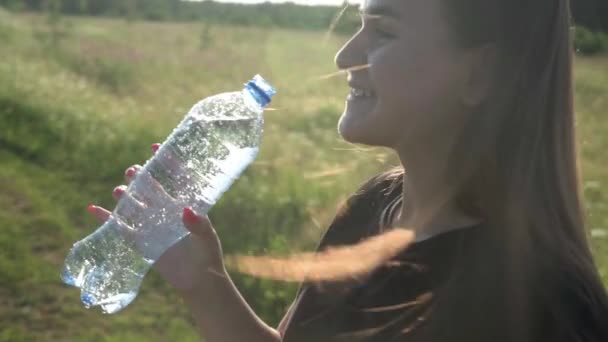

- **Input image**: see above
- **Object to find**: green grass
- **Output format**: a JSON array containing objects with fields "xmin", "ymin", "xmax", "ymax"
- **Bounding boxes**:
[
  {"xmin": 574, "ymin": 55, "xmax": 608, "ymax": 280},
  {"xmin": 0, "ymin": 10, "xmax": 385, "ymax": 341},
  {"xmin": 0, "ymin": 9, "xmax": 607, "ymax": 341}
]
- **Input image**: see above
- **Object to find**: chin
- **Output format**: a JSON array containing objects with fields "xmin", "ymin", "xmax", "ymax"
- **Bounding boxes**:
[
  {"xmin": 337, "ymin": 117, "xmax": 386, "ymax": 147},
  {"xmin": 338, "ymin": 114, "xmax": 363, "ymax": 143},
  {"xmin": 338, "ymin": 99, "xmax": 390, "ymax": 146}
]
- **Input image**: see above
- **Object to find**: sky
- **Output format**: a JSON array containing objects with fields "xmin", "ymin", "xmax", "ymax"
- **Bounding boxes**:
[{"xmin": 209, "ymin": 0, "xmax": 361, "ymax": 6}]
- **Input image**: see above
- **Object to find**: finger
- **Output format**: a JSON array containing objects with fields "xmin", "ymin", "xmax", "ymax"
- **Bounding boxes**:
[
  {"xmin": 131, "ymin": 168, "xmax": 176, "ymax": 206},
  {"xmin": 112, "ymin": 185, "xmax": 128, "ymax": 201},
  {"xmin": 151, "ymin": 143, "xmax": 161, "ymax": 154},
  {"xmin": 124, "ymin": 164, "xmax": 143, "ymax": 183},
  {"xmin": 87, "ymin": 205, "xmax": 112, "ymax": 223},
  {"xmin": 182, "ymin": 207, "xmax": 216, "ymax": 241}
]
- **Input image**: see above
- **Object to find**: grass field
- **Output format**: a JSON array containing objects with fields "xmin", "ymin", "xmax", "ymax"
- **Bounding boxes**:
[{"xmin": 0, "ymin": 9, "xmax": 607, "ymax": 341}]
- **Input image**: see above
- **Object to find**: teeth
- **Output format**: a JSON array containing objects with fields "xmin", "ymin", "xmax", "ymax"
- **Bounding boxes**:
[{"xmin": 351, "ymin": 88, "xmax": 373, "ymax": 97}]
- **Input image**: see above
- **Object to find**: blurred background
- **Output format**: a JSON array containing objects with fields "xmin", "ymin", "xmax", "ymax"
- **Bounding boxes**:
[{"xmin": 0, "ymin": 0, "xmax": 606, "ymax": 341}]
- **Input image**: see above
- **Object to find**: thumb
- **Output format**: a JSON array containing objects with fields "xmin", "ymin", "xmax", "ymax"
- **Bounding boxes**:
[
  {"xmin": 182, "ymin": 207, "xmax": 224, "ymax": 271},
  {"xmin": 182, "ymin": 207, "xmax": 218, "ymax": 243}
]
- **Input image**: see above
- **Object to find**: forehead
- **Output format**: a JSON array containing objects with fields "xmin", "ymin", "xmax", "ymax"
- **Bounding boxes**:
[{"xmin": 360, "ymin": 0, "xmax": 441, "ymax": 22}]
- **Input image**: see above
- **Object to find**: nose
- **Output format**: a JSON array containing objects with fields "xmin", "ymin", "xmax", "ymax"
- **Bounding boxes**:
[{"xmin": 334, "ymin": 31, "xmax": 367, "ymax": 71}]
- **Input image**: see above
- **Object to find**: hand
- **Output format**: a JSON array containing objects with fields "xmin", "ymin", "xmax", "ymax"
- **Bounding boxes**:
[{"xmin": 87, "ymin": 143, "xmax": 226, "ymax": 297}]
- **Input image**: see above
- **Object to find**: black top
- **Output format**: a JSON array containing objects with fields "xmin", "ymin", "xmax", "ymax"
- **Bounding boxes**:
[
  {"xmin": 278, "ymin": 173, "xmax": 485, "ymax": 341},
  {"xmin": 277, "ymin": 172, "xmax": 608, "ymax": 342}
]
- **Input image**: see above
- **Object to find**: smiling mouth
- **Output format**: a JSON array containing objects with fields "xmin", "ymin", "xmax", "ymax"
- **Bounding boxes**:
[{"xmin": 349, "ymin": 88, "xmax": 375, "ymax": 98}]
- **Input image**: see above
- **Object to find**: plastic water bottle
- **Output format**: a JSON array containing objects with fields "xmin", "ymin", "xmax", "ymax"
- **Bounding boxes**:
[{"xmin": 61, "ymin": 75, "xmax": 276, "ymax": 314}]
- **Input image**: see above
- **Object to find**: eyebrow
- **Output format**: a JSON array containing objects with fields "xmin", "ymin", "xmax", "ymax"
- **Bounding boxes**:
[{"xmin": 358, "ymin": 4, "xmax": 401, "ymax": 21}]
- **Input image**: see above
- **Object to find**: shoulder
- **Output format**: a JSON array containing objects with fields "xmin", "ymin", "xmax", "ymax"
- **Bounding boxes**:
[
  {"xmin": 316, "ymin": 169, "xmax": 403, "ymax": 250},
  {"xmin": 343, "ymin": 168, "xmax": 403, "ymax": 215}
]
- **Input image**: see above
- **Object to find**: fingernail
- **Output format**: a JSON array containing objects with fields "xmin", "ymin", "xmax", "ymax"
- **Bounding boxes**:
[
  {"xmin": 125, "ymin": 168, "xmax": 135, "ymax": 178},
  {"xmin": 151, "ymin": 143, "xmax": 160, "ymax": 152},
  {"xmin": 87, "ymin": 205, "xmax": 96, "ymax": 213},
  {"xmin": 183, "ymin": 207, "xmax": 200, "ymax": 224},
  {"xmin": 113, "ymin": 187, "xmax": 124, "ymax": 196}
]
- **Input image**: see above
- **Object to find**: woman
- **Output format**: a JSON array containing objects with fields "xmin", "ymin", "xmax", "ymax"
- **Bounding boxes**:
[{"xmin": 89, "ymin": 0, "xmax": 608, "ymax": 340}]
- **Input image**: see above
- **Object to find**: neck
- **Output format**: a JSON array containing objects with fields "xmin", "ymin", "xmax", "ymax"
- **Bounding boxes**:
[{"xmin": 393, "ymin": 131, "xmax": 481, "ymax": 241}]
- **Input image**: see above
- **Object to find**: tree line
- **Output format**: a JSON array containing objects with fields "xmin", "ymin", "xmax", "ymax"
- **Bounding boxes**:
[
  {"xmin": 0, "ymin": 0, "xmax": 359, "ymax": 34},
  {"xmin": 1, "ymin": 0, "xmax": 606, "ymax": 34}
]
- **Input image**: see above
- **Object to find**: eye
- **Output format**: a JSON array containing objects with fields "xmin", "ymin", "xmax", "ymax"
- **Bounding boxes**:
[
  {"xmin": 372, "ymin": 26, "xmax": 395, "ymax": 39},
  {"xmin": 359, "ymin": 16, "xmax": 396, "ymax": 41},
  {"xmin": 366, "ymin": 22, "xmax": 396, "ymax": 46}
]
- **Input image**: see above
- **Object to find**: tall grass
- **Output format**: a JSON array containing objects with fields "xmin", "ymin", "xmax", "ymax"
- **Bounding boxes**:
[
  {"xmin": 0, "ymin": 11, "xmax": 387, "ymax": 341},
  {"xmin": 0, "ymin": 9, "xmax": 606, "ymax": 341}
]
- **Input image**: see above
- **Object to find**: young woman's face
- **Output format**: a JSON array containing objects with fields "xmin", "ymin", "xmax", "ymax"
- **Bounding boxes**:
[{"xmin": 335, "ymin": 0, "xmax": 471, "ymax": 149}]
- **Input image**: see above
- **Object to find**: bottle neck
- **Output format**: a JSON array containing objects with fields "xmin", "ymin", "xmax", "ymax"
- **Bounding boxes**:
[{"xmin": 245, "ymin": 83, "xmax": 271, "ymax": 108}]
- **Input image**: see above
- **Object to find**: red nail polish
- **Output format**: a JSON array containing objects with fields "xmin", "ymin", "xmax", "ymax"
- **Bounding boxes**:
[
  {"xmin": 87, "ymin": 205, "xmax": 96, "ymax": 213},
  {"xmin": 151, "ymin": 143, "xmax": 160, "ymax": 152},
  {"xmin": 125, "ymin": 168, "xmax": 135, "ymax": 177},
  {"xmin": 183, "ymin": 207, "xmax": 199, "ymax": 224}
]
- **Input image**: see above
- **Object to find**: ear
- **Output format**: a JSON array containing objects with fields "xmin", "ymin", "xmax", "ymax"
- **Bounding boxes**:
[{"xmin": 461, "ymin": 43, "xmax": 497, "ymax": 107}]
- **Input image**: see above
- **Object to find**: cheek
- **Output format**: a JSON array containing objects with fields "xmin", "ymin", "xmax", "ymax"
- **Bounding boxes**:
[{"xmin": 371, "ymin": 47, "xmax": 463, "ymax": 130}]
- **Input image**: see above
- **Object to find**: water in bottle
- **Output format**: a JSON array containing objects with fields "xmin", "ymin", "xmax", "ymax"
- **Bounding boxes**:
[{"xmin": 61, "ymin": 75, "xmax": 276, "ymax": 314}]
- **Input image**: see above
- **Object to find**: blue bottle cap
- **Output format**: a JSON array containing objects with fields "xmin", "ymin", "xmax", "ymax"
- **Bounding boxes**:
[
  {"xmin": 81, "ymin": 292, "xmax": 97, "ymax": 308},
  {"xmin": 245, "ymin": 75, "xmax": 276, "ymax": 108}
]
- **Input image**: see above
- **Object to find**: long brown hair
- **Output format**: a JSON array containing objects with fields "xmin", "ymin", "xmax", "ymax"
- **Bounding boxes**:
[
  {"xmin": 227, "ymin": 0, "xmax": 608, "ymax": 340},
  {"xmin": 437, "ymin": 0, "xmax": 608, "ymax": 340}
]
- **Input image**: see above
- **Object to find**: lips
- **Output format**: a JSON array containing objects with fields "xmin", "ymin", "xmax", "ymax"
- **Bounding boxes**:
[
  {"xmin": 350, "ymin": 88, "xmax": 374, "ymax": 97},
  {"xmin": 348, "ymin": 80, "xmax": 375, "ymax": 98}
]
